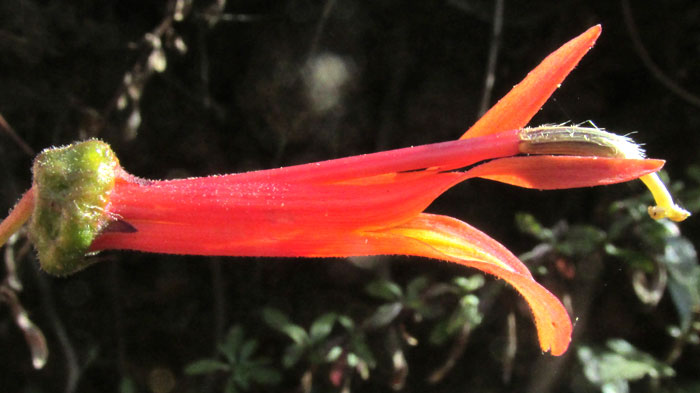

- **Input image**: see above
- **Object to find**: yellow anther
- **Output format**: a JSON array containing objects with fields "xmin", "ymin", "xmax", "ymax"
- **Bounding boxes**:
[{"xmin": 640, "ymin": 173, "xmax": 690, "ymax": 222}]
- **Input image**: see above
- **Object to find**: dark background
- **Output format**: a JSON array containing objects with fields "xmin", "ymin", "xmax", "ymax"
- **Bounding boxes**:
[{"xmin": 1, "ymin": 0, "xmax": 699, "ymax": 392}]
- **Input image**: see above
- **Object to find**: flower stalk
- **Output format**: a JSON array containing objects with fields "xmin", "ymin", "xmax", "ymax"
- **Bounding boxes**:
[
  {"xmin": 0, "ymin": 25, "xmax": 690, "ymax": 357},
  {"xmin": 0, "ymin": 188, "xmax": 34, "ymax": 248}
]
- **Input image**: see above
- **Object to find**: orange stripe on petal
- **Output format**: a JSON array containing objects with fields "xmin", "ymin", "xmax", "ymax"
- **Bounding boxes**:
[
  {"xmin": 465, "ymin": 156, "xmax": 664, "ymax": 189},
  {"xmin": 461, "ymin": 25, "xmax": 602, "ymax": 139},
  {"xmin": 365, "ymin": 213, "xmax": 572, "ymax": 355}
]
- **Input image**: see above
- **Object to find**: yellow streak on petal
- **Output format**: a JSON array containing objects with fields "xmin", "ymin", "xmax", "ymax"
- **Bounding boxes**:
[{"xmin": 391, "ymin": 227, "xmax": 517, "ymax": 274}]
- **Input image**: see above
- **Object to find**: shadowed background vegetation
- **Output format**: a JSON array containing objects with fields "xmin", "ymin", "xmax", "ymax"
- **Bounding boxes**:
[{"xmin": 1, "ymin": 0, "xmax": 699, "ymax": 392}]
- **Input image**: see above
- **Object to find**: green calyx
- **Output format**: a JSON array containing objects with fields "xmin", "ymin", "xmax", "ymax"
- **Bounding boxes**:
[{"xmin": 29, "ymin": 140, "xmax": 119, "ymax": 276}]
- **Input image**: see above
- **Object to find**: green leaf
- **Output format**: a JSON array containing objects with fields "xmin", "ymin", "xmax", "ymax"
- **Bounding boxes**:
[
  {"xmin": 220, "ymin": 325, "xmax": 245, "ymax": 362},
  {"xmin": 119, "ymin": 377, "xmax": 137, "ymax": 393},
  {"xmin": 337, "ymin": 315, "xmax": 354, "ymax": 330},
  {"xmin": 604, "ymin": 244, "xmax": 655, "ymax": 273},
  {"xmin": 607, "ymin": 212, "xmax": 638, "ymax": 241},
  {"xmin": 449, "ymin": 295, "xmax": 482, "ymax": 331},
  {"xmin": 249, "ymin": 367, "xmax": 282, "ymax": 385},
  {"xmin": 262, "ymin": 307, "xmax": 309, "ymax": 345},
  {"xmin": 239, "ymin": 339, "xmax": 259, "ymax": 361},
  {"xmin": 577, "ymin": 339, "xmax": 674, "ymax": 390},
  {"xmin": 555, "ymin": 225, "xmax": 606, "ymax": 257},
  {"xmin": 349, "ymin": 333, "xmax": 376, "ymax": 368},
  {"xmin": 365, "ymin": 280, "xmax": 403, "ymax": 301},
  {"xmin": 309, "ymin": 313, "xmax": 337, "ymax": 342},
  {"xmin": 346, "ymin": 352, "xmax": 359, "ymax": 367},
  {"xmin": 233, "ymin": 368, "xmax": 251, "ymax": 391},
  {"xmin": 405, "ymin": 276, "xmax": 429, "ymax": 301},
  {"xmin": 184, "ymin": 359, "xmax": 230, "ymax": 375},
  {"xmin": 365, "ymin": 302, "xmax": 403, "ymax": 329},
  {"xmin": 453, "ymin": 275, "xmax": 485, "ymax": 292},
  {"xmin": 261, "ymin": 307, "xmax": 291, "ymax": 328},
  {"xmin": 430, "ymin": 294, "xmax": 483, "ymax": 345},
  {"xmin": 282, "ymin": 344, "xmax": 305, "ymax": 368},
  {"xmin": 600, "ymin": 380, "xmax": 628, "ymax": 393},
  {"xmin": 282, "ymin": 325, "xmax": 309, "ymax": 346},
  {"xmin": 355, "ymin": 358, "xmax": 370, "ymax": 380},
  {"xmin": 224, "ymin": 375, "xmax": 238, "ymax": 393},
  {"xmin": 661, "ymin": 235, "xmax": 700, "ymax": 330},
  {"xmin": 429, "ymin": 319, "xmax": 450, "ymax": 345},
  {"xmin": 326, "ymin": 346, "xmax": 343, "ymax": 362},
  {"xmin": 515, "ymin": 213, "xmax": 553, "ymax": 241}
]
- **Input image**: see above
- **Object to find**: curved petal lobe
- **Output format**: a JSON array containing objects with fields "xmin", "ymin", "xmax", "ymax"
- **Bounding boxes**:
[
  {"xmin": 364, "ymin": 213, "xmax": 572, "ymax": 355},
  {"xmin": 465, "ymin": 156, "xmax": 664, "ymax": 189}
]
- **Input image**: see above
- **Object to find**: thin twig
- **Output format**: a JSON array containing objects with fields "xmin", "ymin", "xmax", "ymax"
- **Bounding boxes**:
[
  {"xmin": 4, "ymin": 231, "xmax": 22, "ymax": 291},
  {"xmin": 665, "ymin": 313, "xmax": 700, "ymax": 365},
  {"xmin": 621, "ymin": 0, "xmax": 700, "ymax": 108},
  {"xmin": 0, "ymin": 283, "xmax": 48, "ymax": 369},
  {"xmin": 427, "ymin": 322, "xmax": 473, "ymax": 383},
  {"xmin": 477, "ymin": 0, "xmax": 505, "ymax": 117},
  {"xmin": 308, "ymin": 0, "xmax": 338, "ymax": 59},
  {"xmin": 502, "ymin": 311, "xmax": 517, "ymax": 384},
  {"xmin": 0, "ymin": 113, "xmax": 35, "ymax": 157},
  {"xmin": 2, "ymin": 233, "xmax": 48, "ymax": 370},
  {"xmin": 109, "ymin": 261, "xmax": 128, "ymax": 374},
  {"xmin": 34, "ymin": 269, "xmax": 81, "ymax": 393},
  {"xmin": 102, "ymin": 0, "xmax": 194, "ymax": 138}
]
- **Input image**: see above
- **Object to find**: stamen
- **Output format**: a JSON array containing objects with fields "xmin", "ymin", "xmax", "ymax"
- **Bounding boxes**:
[
  {"xmin": 518, "ymin": 125, "xmax": 690, "ymax": 222},
  {"xmin": 640, "ymin": 173, "xmax": 690, "ymax": 222},
  {"xmin": 518, "ymin": 125, "xmax": 645, "ymax": 158}
]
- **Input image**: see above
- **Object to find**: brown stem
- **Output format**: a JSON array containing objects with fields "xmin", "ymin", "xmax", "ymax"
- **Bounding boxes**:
[
  {"xmin": 621, "ymin": 0, "xmax": 700, "ymax": 108},
  {"xmin": 0, "ymin": 283, "xmax": 48, "ymax": 369},
  {"xmin": 427, "ymin": 322, "xmax": 472, "ymax": 384},
  {"xmin": 477, "ymin": 0, "xmax": 505, "ymax": 117},
  {"xmin": 0, "ymin": 113, "xmax": 34, "ymax": 156}
]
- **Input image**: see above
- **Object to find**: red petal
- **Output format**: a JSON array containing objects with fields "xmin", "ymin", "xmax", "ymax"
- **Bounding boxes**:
[
  {"xmin": 364, "ymin": 213, "xmax": 572, "ymax": 355},
  {"xmin": 465, "ymin": 156, "xmax": 664, "ymax": 189},
  {"xmin": 461, "ymin": 25, "xmax": 602, "ymax": 139},
  {"xmin": 219, "ymin": 130, "xmax": 520, "ymax": 184}
]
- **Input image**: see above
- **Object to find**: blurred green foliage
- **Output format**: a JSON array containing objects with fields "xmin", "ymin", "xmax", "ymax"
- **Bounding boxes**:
[
  {"xmin": 577, "ymin": 339, "xmax": 675, "ymax": 393},
  {"xmin": 252, "ymin": 273, "xmax": 485, "ymax": 390},
  {"xmin": 516, "ymin": 169, "xmax": 700, "ymax": 392},
  {"xmin": 185, "ymin": 325, "xmax": 281, "ymax": 393}
]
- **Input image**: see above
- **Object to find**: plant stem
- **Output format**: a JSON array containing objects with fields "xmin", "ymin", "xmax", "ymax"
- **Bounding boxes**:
[{"xmin": 0, "ymin": 188, "xmax": 35, "ymax": 248}]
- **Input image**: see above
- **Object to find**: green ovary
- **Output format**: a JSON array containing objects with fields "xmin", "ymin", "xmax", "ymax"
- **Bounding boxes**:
[{"xmin": 29, "ymin": 140, "xmax": 119, "ymax": 275}]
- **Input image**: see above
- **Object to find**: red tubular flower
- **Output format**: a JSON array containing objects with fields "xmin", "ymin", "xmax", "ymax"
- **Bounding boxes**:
[
  {"xmin": 0, "ymin": 25, "xmax": 683, "ymax": 357},
  {"xmin": 88, "ymin": 25, "xmax": 651, "ymax": 356}
]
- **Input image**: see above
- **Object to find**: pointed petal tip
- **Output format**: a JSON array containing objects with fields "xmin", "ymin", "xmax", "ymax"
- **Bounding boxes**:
[
  {"xmin": 580, "ymin": 24, "xmax": 602, "ymax": 50},
  {"xmin": 461, "ymin": 25, "xmax": 604, "ymax": 139},
  {"xmin": 587, "ymin": 24, "xmax": 602, "ymax": 38}
]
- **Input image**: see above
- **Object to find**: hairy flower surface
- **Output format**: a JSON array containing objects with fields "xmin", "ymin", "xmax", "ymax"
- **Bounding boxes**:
[{"xmin": 0, "ymin": 25, "xmax": 687, "ymax": 357}]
